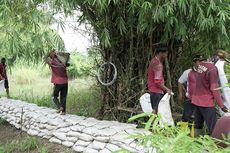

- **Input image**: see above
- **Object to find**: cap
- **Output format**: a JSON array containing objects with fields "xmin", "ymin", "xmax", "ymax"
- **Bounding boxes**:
[{"xmin": 192, "ymin": 54, "xmax": 206, "ymax": 62}]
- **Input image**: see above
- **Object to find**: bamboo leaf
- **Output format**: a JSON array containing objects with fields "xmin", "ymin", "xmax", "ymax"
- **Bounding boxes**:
[
  {"xmin": 100, "ymin": 28, "xmax": 111, "ymax": 48},
  {"xmin": 145, "ymin": 114, "xmax": 156, "ymax": 130},
  {"xmin": 141, "ymin": 1, "xmax": 152, "ymax": 11},
  {"xmin": 128, "ymin": 112, "xmax": 152, "ymax": 122},
  {"xmin": 116, "ymin": 17, "xmax": 127, "ymax": 35}
]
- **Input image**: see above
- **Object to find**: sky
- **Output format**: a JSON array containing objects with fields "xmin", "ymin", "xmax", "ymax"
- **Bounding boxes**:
[{"xmin": 51, "ymin": 12, "xmax": 92, "ymax": 54}]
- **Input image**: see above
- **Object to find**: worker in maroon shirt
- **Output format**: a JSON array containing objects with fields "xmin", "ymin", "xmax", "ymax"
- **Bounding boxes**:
[
  {"xmin": 147, "ymin": 45, "xmax": 172, "ymax": 114},
  {"xmin": 47, "ymin": 49, "xmax": 69, "ymax": 115},
  {"xmin": 190, "ymin": 56, "xmax": 228, "ymax": 136},
  {"xmin": 0, "ymin": 58, "xmax": 10, "ymax": 98}
]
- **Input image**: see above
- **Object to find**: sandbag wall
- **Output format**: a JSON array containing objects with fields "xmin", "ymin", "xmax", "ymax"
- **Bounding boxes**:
[{"xmin": 0, "ymin": 98, "xmax": 149, "ymax": 153}]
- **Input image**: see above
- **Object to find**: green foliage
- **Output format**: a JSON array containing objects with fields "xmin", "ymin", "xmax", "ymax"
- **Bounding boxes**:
[
  {"xmin": 1, "ymin": 0, "xmax": 230, "ymax": 123},
  {"xmin": 68, "ymin": 52, "xmax": 95, "ymax": 78},
  {"xmin": 126, "ymin": 113, "xmax": 230, "ymax": 153},
  {"xmin": 0, "ymin": 136, "xmax": 44, "ymax": 153},
  {"xmin": 19, "ymin": 136, "xmax": 38, "ymax": 152},
  {"xmin": 0, "ymin": 117, "xmax": 7, "ymax": 125},
  {"xmin": 1, "ymin": 143, "xmax": 15, "ymax": 153},
  {"xmin": 0, "ymin": 0, "xmax": 65, "ymax": 63},
  {"xmin": 38, "ymin": 147, "xmax": 49, "ymax": 153}
]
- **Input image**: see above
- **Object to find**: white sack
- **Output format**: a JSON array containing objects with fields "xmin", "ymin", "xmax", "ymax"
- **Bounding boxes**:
[
  {"xmin": 140, "ymin": 93, "xmax": 152, "ymax": 113},
  {"xmin": 158, "ymin": 93, "xmax": 174, "ymax": 126}
]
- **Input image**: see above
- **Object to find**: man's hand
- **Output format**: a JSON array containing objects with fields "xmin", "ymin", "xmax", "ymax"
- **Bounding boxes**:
[
  {"xmin": 166, "ymin": 88, "xmax": 173, "ymax": 95},
  {"xmin": 221, "ymin": 105, "xmax": 229, "ymax": 113},
  {"xmin": 47, "ymin": 57, "xmax": 52, "ymax": 65}
]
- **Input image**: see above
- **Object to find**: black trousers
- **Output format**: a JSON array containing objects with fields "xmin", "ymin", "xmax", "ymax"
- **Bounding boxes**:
[
  {"xmin": 182, "ymin": 98, "xmax": 195, "ymax": 123},
  {"xmin": 4, "ymin": 79, "xmax": 9, "ymax": 88},
  {"xmin": 52, "ymin": 83, "xmax": 68, "ymax": 112},
  {"xmin": 149, "ymin": 92, "xmax": 164, "ymax": 113},
  {"xmin": 194, "ymin": 105, "xmax": 217, "ymax": 134}
]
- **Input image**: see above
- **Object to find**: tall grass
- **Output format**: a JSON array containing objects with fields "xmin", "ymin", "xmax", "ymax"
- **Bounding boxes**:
[
  {"xmin": 0, "ymin": 136, "xmax": 49, "ymax": 153},
  {"xmin": 4, "ymin": 61, "xmax": 102, "ymax": 118}
]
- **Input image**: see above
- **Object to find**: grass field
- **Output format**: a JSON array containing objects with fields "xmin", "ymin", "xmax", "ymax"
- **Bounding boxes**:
[{"xmin": 1, "ymin": 64, "xmax": 102, "ymax": 117}]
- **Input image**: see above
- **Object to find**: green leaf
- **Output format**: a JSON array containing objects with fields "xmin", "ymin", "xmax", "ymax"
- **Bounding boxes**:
[
  {"xmin": 145, "ymin": 114, "xmax": 156, "ymax": 130},
  {"xmin": 128, "ymin": 112, "xmax": 152, "ymax": 122},
  {"xmin": 100, "ymin": 28, "xmax": 111, "ymax": 48}
]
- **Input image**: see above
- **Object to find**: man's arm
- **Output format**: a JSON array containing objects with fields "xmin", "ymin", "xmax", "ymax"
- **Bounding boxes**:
[
  {"xmin": 177, "ymin": 70, "xmax": 188, "ymax": 101},
  {"xmin": 159, "ymin": 84, "xmax": 172, "ymax": 94},
  {"xmin": 152, "ymin": 62, "xmax": 172, "ymax": 94},
  {"xmin": 178, "ymin": 82, "xmax": 185, "ymax": 102},
  {"xmin": 209, "ymin": 68, "xmax": 228, "ymax": 112}
]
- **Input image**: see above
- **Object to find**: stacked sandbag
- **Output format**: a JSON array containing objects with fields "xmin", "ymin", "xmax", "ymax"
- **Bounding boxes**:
[{"xmin": 0, "ymin": 97, "xmax": 152, "ymax": 153}]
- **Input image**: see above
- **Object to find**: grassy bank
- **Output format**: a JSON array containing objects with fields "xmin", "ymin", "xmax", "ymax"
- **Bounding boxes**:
[{"xmin": 1, "ymin": 64, "xmax": 102, "ymax": 117}]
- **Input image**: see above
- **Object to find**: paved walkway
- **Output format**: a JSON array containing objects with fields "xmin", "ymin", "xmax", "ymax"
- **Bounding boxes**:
[{"xmin": 0, "ymin": 97, "xmax": 150, "ymax": 153}]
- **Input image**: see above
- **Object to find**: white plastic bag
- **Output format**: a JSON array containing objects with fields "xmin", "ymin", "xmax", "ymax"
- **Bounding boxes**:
[
  {"xmin": 0, "ymin": 80, "xmax": 5, "ymax": 95},
  {"xmin": 158, "ymin": 93, "xmax": 174, "ymax": 126},
  {"xmin": 140, "ymin": 93, "xmax": 153, "ymax": 113}
]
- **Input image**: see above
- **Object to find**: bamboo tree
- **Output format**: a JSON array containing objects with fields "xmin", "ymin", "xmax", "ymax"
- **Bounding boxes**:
[{"xmin": 1, "ymin": 0, "xmax": 230, "ymax": 121}]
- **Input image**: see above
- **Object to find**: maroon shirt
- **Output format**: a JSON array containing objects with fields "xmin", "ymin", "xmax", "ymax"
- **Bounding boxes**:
[
  {"xmin": 191, "ymin": 62, "xmax": 224, "ymax": 108},
  {"xmin": 49, "ymin": 57, "xmax": 68, "ymax": 84},
  {"xmin": 0, "ymin": 63, "xmax": 7, "ymax": 79},
  {"xmin": 147, "ymin": 56, "xmax": 164, "ymax": 94}
]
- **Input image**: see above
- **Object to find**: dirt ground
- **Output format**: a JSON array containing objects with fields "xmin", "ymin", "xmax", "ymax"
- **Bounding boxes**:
[{"xmin": 0, "ymin": 122, "xmax": 76, "ymax": 153}]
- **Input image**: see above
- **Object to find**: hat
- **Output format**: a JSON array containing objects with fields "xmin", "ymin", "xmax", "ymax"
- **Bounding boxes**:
[
  {"xmin": 216, "ymin": 49, "xmax": 228, "ymax": 59},
  {"xmin": 192, "ymin": 54, "xmax": 206, "ymax": 62}
]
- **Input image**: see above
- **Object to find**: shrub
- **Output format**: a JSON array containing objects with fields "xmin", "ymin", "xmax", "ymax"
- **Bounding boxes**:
[{"xmin": 125, "ymin": 113, "xmax": 230, "ymax": 153}]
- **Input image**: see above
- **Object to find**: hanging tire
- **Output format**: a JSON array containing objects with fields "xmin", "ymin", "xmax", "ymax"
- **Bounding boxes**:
[{"xmin": 97, "ymin": 62, "xmax": 117, "ymax": 86}]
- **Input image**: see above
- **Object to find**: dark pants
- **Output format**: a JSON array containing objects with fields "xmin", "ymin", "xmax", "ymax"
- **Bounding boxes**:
[
  {"xmin": 182, "ymin": 98, "xmax": 195, "ymax": 122},
  {"xmin": 194, "ymin": 105, "xmax": 217, "ymax": 134},
  {"xmin": 4, "ymin": 79, "xmax": 9, "ymax": 89},
  {"xmin": 52, "ymin": 83, "xmax": 68, "ymax": 112},
  {"xmin": 149, "ymin": 92, "xmax": 164, "ymax": 113}
]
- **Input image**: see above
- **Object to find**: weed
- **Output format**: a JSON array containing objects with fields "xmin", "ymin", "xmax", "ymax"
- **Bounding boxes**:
[
  {"xmin": 19, "ymin": 136, "xmax": 39, "ymax": 152},
  {"xmin": 38, "ymin": 147, "xmax": 49, "ymax": 153},
  {"xmin": 0, "ymin": 117, "xmax": 7, "ymax": 125}
]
